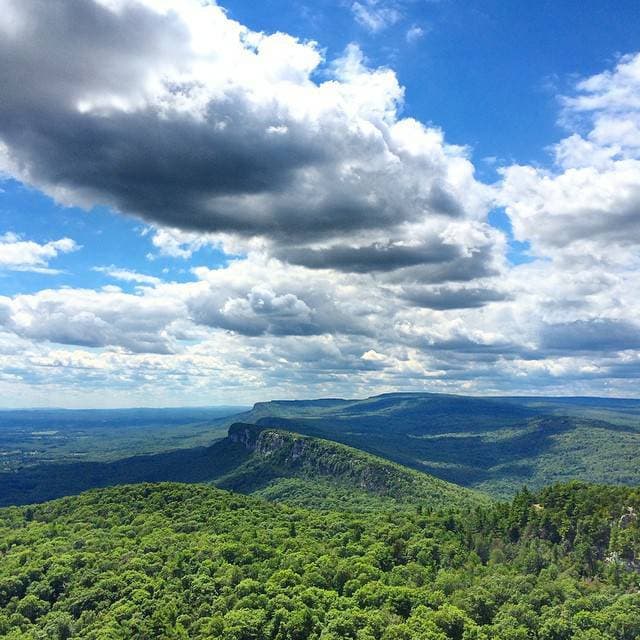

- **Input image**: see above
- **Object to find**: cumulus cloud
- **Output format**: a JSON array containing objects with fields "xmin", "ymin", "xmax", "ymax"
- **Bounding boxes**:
[
  {"xmin": 499, "ymin": 52, "xmax": 640, "ymax": 255},
  {"xmin": 149, "ymin": 227, "xmax": 220, "ymax": 259},
  {"xmin": 499, "ymin": 160, "xmax": 640, "ymax": 250},
  {"xmin": 0, "ymin": 255, "xmax": 381, "ymax": 350},
  {"xmin": 0, "ymin": 247, "xmax": 638, "ymax": 402},
  {"xmin": 491, "ymin": 52, "xmax": 640, "ymax": 387},
  {"xmin": 0, "ymin": 232, "xmax": 78, "ymax": 273},
  {"xmin": 0, "ymin": 0, "xmax": 495, "ymax": 281},
  {"xmin": 1, "ymin": 2, "xmax": 640, "ymax": 402},
  {"xmin": 561, "ymin": 52, "xmax": 640, "ymax": 157},
  {"xmin": 188, "ymin": 257, "xmax": 380, "ymax": 338},
  {"xmin": 0, "ymin": 286, "xmax": 187, "ymax": 353}
]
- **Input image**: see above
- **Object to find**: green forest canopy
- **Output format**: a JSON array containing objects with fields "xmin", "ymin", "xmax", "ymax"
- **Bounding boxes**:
[{"xmin": 0, "ymin": 481, "xmax": 638, "ymax": 639}]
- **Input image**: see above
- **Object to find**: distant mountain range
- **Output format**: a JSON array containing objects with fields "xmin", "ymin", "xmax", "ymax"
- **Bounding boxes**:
[
  {"xmin": 220, "ymin": 392, "xmax": 640, "ymax": 498},
  {"xmin": 1, "ymin": 392, "xmax": 639, "ymax": 506}
]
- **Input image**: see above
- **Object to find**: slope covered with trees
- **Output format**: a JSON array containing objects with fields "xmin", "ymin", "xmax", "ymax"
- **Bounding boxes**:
[
  {"xmin": 231, "ymin": 393, "xmax": 640, "ymax": 497},
  {"xmin": 0, "ymin": 481, "xmax": 638, "ymax": 639},
  {"xmin": 217, "ymin": 424, "xmax": 486, "ymax": 511},
  {"xmin": 0, "ymin": 423, "xmax": 483, "ymax": 510}
]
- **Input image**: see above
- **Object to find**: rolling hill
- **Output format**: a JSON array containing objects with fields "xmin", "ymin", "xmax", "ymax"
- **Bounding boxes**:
[
  {"xmin": 0, "ymin": 422, "xmax": 484, "ymax": 510},
  {"xmin": 225, "ymin": 392, "xmax": 640, "ymax": 498}
]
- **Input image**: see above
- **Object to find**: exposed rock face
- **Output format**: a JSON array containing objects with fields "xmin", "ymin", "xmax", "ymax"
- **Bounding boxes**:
[
  {"xmin": 222, "ymin": 422, "xmax": 484, "ymax": 508},
  {"xmin": 227, "ymin": 423, "xmax": 263, "ymax": 450},
  {"xmin": 228, "ymin": 424, "xmax": 306, "ymax": 459},
  {"xmin": 227, "ymin": 424, "xmax": 418, "ymax": 497},
  {"xmin": 619, "ymin": 506, "xmax": 638, "ymax": 529},
  {"xmin": 255, "ymin": 431, "xmax": 307, "ymax": 460}
]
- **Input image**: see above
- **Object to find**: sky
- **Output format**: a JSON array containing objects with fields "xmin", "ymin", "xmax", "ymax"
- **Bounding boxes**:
[{"xmin": 0, "ymin": 0, "xmax": 639, "ymax": 408}]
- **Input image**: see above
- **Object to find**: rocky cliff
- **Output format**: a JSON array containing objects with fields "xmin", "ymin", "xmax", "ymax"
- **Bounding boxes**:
[{"xmin": 222, "ymin": 423, "xmax": 486, "ymax": 507}]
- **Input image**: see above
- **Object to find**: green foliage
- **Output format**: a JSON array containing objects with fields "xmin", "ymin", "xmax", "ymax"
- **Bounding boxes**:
[
  {"xmin": 235, "ymin": 393, "xmax": 640, "ymax": 497},
  {"xmin": 0, "ymin": 481, "xmax": 637, "ymax": 639},
  {"xmin": 0, "ymin": 407, "xmax": 245, "ymax": 471},
  {"xmin": 218, "ymin": 426, "xmax": 487, "ymax": 510}
]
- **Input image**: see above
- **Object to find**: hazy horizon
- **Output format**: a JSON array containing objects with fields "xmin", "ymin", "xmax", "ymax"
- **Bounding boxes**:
[{"xmin": 3, "ymin": 390, "xmax": 640, "ymax": 412}]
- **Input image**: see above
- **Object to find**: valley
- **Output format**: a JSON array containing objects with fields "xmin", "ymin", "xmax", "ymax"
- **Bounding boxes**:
[
  {"xmin": 0, "ymin": 407, "xmax": 245, "ymax": 473},
  {"xmin": 1, "ymin": 393, "xmax": 639, "ymax": 506},
  {"xmin": 0, "ymin": 393, "xmax": 639, "ymax": 638}
]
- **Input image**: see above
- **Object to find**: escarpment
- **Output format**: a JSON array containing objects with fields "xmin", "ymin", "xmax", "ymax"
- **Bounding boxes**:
[{"xmin": 222, "ymin": 423, "xmax": 486, "ymax": 506}]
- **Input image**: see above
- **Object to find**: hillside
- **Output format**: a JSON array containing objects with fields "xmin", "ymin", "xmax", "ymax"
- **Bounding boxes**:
[
  {"xmin": 0, "ymin": 481, "xmax": 637, "ymax": 639},
  {"xmin": 216, "ymin": 423, "xmax": 486, "ymax": 510},
  {"xmin": 0, "ymin": 422, "xmax": 483, "ymax": 510},
  {"xmin": 229, "ymin": 392, "xmax": 640, "ymax": 498},
  {"xmin": 3, "ymin": 392, "xmax": 639, "ymax": 505}
]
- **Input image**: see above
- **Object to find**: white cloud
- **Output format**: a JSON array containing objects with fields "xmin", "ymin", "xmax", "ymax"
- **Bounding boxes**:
[
  {"xmin": 563, "ymin": 52, "xmax": 640, "ymax": 118},
  {"xmin": 1, "ymin": 285, "xmax": 189, "ymax": 353},
  {"xmin": 93, "ymin": 265, "xmax": 161, "ymax": 285},
  {"xmin": 0, "ymin": 233, "xmax": 78, "ymax": 273},
  {"xmin": 499, "ymin": 160, "xmax": 640, "ymax": 250},
  {"xmin": 351, "ymin": 1, "xmax": 402, "ymax": 33},
  {"xmin": 406, "ymin": 24, "xmax": 425, "ymax": 43},
  {"xmin": 0, "ymin": 0, "xmax": 495, "ymax": 283},
  {"xmin": 1, "ymin": 3, "xmax": 640, "ymax": 403},
  {"xmin": 148, "ymin": 226, "xmax": 241, "ymax": 259},
  {"xmin": 499, "ymin": 52, "xmax": 640, "ymax": 256}
]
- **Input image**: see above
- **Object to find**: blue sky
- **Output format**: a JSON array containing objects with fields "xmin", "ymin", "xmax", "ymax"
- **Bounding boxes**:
[
  {"xmin": 0, "ymin": 0, "xmax": 639, "ymax": 407},
  {"xmin": 224, "ymin": 0, "xmax": 640, "ymax": 164}
]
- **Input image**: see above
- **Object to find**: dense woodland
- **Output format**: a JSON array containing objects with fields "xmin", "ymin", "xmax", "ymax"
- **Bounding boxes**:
[
  {"xmin": 4, "ymin": 393, "xmax": 640, "ymax": 507},
  {"xmin": 0, "ymin": 481, "xmax": 638, "ymax": 639},
  {"xmin": 241, "ymin": 394, "xmax": 640, "ymax": 497},
  {"xmin": 1, "ymin": 397, "xmax": 639, "ymax": 638}
]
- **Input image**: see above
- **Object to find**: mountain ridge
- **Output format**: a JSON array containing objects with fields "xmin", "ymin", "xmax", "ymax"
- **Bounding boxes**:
[
  {"xmin": 224, "ymin": 392, "xmax": 640, "ymax": 498},
  {"xmin": 0, "ymin": 420, "xmax": 486, "ymax": 510},
  {"xmin": 217, "ymin": 423, "xmax": 487, "ymax": 509},
  {"xmin": 2, "ymin": 391, "xmax": 639, "ymax": 506}
]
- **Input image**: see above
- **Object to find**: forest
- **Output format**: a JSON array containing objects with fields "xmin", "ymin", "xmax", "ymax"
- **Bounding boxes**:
[
  {"xmin": 0, "ymin": 397, "xmax": 639, "ymax": 638},
  {"xmin": 0, "ymin": 481, "xmax": 638, "ymax": 639}
]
